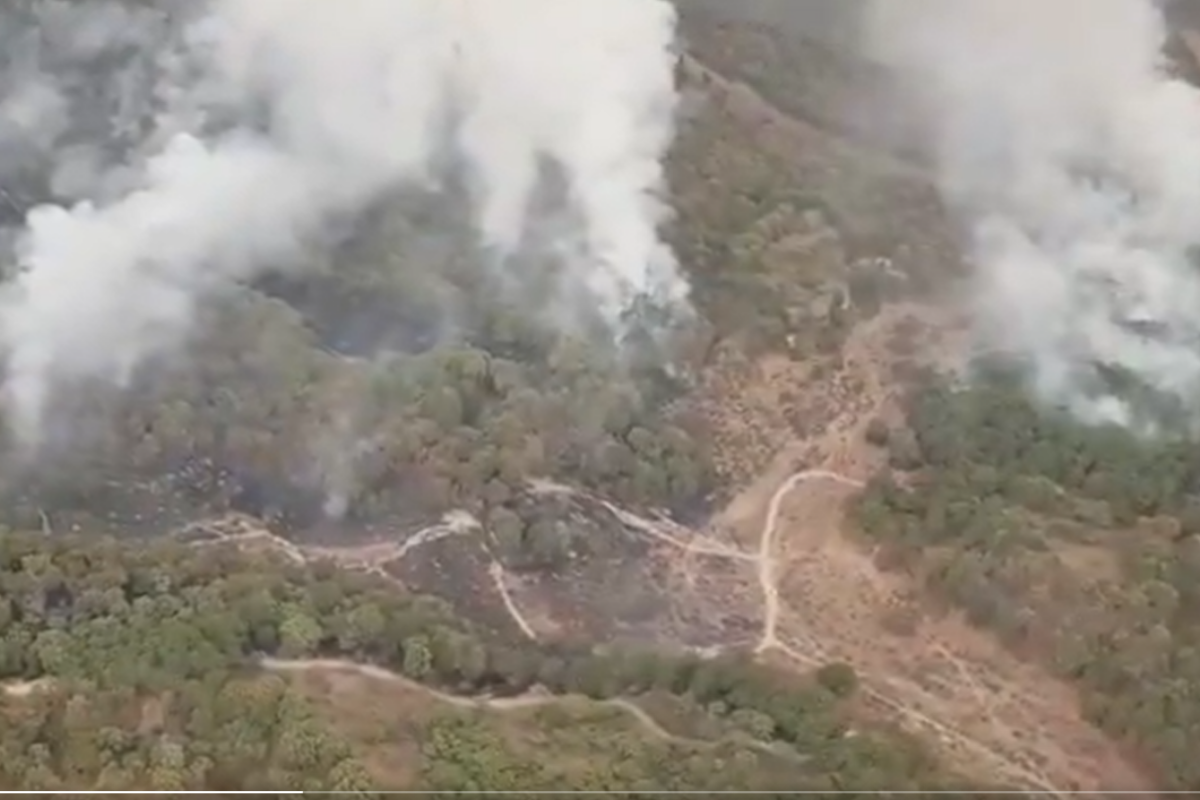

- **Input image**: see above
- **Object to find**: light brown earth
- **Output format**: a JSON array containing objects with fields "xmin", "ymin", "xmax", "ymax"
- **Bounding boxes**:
[
  {"xmin": 707, "ymin": 308, "xmax": 1150, "ymax": 796},
  {"xmin": 178, "ymin": 302, "xmax": 1152, "ymax": 796},
  {"xmin": 166, "ymin": 42, "xmax": 1158, "ymax": 797},
  {"xmin": 3, "ymin": 6, "xmax": 1194, "ymax": 794}
]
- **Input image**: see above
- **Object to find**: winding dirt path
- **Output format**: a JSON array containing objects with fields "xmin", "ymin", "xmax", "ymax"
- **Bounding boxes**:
[
  {"xmin": 754, "ymin": 470, "xmax": 864, "ymax": 653},
  {"xmin": 189, "ymin": 466, "xmax": 1116, "ymax": 794},
  {"xmin": 1, "ymin": 660, "xmax": 755, "ymax": 755},
  {"xmin": 537, "ymin": 460, "xmax": 1068, "ymax": 792},
  {"xmin": 488, "ymin": 561, "xmax": 537, "ymax": 641},
  {"xmin": 189, "ymin": 475, "xmax": 1056, "ymax": 786},
  {"xmin": 710, "ymin": 466, "xmax": 1063, "ymax": 795},
  {"xmin": 179, "ymin": 304, "xmax": 1146, "ymax": 794},
  {"xmin": 260, "ymin": 657, "xmax": 807, "ymax": 764},
  {"xmin": 188, "ymin": 510, "xmax": 540, "ymax": 643},
  {"xmin": 3, "ymin": 37, "xmax": 1151, "ymax": 795},
  {"xmin": 1, "ymin": 678, "xmax": 51, "ymax": 698}
]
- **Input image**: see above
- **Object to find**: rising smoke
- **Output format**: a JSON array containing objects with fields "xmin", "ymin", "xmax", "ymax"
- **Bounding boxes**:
[
  {"xmin": 865, "ymin": 0, "xmax": 1200, "ymax": 426},
  {"xmin": 0, "ymin": 0, "xmax": 686, "ymax": 447}
]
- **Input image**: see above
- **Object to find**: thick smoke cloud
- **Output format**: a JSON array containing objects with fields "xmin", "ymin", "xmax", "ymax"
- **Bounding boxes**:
[
  {"xmin": 865, "ymin": 0, "xmax": 1200, "ymax": 425},
  {"xmin": 0, "ymin": 0, "xmax": 685, "ymax": 446}
]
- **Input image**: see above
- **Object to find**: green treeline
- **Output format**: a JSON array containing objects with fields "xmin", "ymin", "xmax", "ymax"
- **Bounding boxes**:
[
  {"xmin": 0, "ymin": 527, "xmax": 973, "ymax": 792},
  {"xmin": 854, "ymin": 361, "xmax": 1200, "ymax": 788}
]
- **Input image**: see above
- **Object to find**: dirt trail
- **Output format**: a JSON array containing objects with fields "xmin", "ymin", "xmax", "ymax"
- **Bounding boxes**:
[
  {"xmin": 189, "ymin": 510, "xmax": 540, "ymax": 643},
  {"xmin": 1, "ymin": 678, "xmax": 51, "ymax": 698},
  {"xmin": 751, "ymin": 477, "xmax": 1063, "ymax": 794},
  {"xmin": 261, "ymin": 657, "xmax": 806, "ymax": 764},
  {"xmin": 700, "ymin": 307, "xmax": 1151, "ymax": 795},
  {"xmin": 0, "ymin": 43, "xmax": 1153, "ymax": 796},
  {"xmin": 185, "ymin": 455, "xmax": 1065, "ymax": 789},
  {"xmin": 754, "ymin": 470, "xmax": 864, "ymax": 654},
  {"xmin": 183, "ymin": 303, "xmax": 1148, "ymax": 794},
  {"xmin": 526, "ymin": 460, "xmax": 1074, "ymax": 792},
  {"xmin": 488, "ymin": 561, "xmax": 537, "ymax": 641},
  {"xmin": 667, "ymin": 69, "xmax": 1117, "ymax": 790},
  {"xmin": 4, "ymin": 657, "xmax": 778, "ymax": 756},
  {"xmin": 529, "ymin": 426, "xmax": 1077, "ymax": 791}
]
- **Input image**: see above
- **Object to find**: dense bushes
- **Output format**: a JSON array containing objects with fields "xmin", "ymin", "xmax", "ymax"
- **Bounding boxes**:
[
  {"xmin": 0, "ymin": 527, "xmax": 969, "ymax": 791},
  {"xmin": 853, "ymin": 362, "xmax": 1200, "ymax": 788}
]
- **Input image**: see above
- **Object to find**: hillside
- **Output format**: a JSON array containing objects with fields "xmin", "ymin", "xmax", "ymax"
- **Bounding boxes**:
[
  {"xmin": 0, "ymin": 0, "xmax": 1198, "ymax": 794},
  {"xmin": 0, "ymin": 528, "xmax": 969, "ymax": 792}
]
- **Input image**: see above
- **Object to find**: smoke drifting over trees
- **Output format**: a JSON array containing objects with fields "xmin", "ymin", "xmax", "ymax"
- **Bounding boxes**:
[
  {"xmin": 866, "ymin": 0, "xmax": 1200, "ymax": 427},
  {"xmin": 0, "ymin": 0, "xmax": 686, "ymax": 447}
]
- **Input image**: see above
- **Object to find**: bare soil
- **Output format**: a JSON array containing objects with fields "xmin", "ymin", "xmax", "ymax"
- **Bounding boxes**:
[
  {"xmin": 177, "ymin": 56, "xmax": 1157, "ymax": 795},
  {"xmin": 191, "ymin": 303, "xmax": 1150, "ymax": 794}
]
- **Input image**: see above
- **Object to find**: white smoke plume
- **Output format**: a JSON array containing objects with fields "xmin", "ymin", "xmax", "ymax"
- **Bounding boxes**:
[
  {"xmin": 0, "ymin": 0, "xmax": 685, "ymax": 446},
  {"xmin": 865, "ymin": 0, "xmax": 1200, "ymax": 425}
]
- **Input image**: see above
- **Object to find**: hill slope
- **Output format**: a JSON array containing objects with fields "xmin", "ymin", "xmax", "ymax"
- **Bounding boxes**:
[{"xmin": 3, "ymin": 1, "xmax": 1198, "ymax": 794}]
